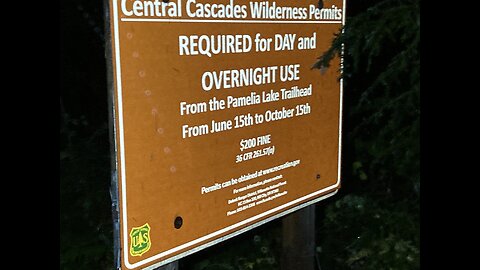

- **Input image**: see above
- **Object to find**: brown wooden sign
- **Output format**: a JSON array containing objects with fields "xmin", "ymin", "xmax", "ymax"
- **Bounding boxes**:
[{"xmin": 105, "ymin": 0, "xmax": 345, "ymax": 268}]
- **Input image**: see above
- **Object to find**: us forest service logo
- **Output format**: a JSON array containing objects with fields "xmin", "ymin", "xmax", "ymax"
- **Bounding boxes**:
[{"xmin": 129, "ymin": 223, "xmax": 151, "ymax": 256}]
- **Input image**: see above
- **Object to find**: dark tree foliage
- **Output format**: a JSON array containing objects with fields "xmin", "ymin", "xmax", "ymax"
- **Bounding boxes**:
[
  {"xmin": 314, "ymin": 0, "xmax": 420, "ymax": 269},
  {"xmin": 60, "ymin": 113, "xmax": 112, "ymax": 269},
  {"xmin": 60, "ymin": 0, "xmax": 112, "ymax": 269},
  {"xmin": 60, "ymin": 0, "xmax": 419, "ymax": 268}
]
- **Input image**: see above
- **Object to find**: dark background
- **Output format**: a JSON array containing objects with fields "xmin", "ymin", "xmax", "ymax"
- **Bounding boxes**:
[{"xmin": 60, "ymin": 0, "xmax": 420, "ymax": 269}]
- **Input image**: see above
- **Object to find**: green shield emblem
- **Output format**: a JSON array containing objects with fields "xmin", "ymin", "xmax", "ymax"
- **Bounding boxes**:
[{"xmin": 129, "ymin": 223, "xmax": 151, "ymax": 256}]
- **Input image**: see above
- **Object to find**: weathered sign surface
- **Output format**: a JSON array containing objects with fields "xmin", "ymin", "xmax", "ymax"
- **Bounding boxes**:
[{"xmin": 105, "ymin": 0, "xmax": 345, "ymax": 268}]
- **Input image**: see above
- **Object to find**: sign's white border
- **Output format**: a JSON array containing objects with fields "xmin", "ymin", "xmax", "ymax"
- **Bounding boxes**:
[{"xmin": 111, "ymin": 0, "xmax": 346, "ymax": 268}]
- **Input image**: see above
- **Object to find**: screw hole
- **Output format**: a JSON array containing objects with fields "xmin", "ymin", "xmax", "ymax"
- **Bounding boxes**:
[
  {"xmin": 174, "ymin": 216, "xmax": 183, "ymax": 229},
  {"xmin": 316, "ymin": 174, "xmax": 321, "ymax": 180}
]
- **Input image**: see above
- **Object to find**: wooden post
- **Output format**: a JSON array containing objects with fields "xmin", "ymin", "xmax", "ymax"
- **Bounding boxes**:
[
  {"xmin": 281, "ymin": 205, "xmax": 316, "ymax": 270},
  {"xmin": 157, "ymin": 261, "xmax": 179, "ymax": 270}
]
